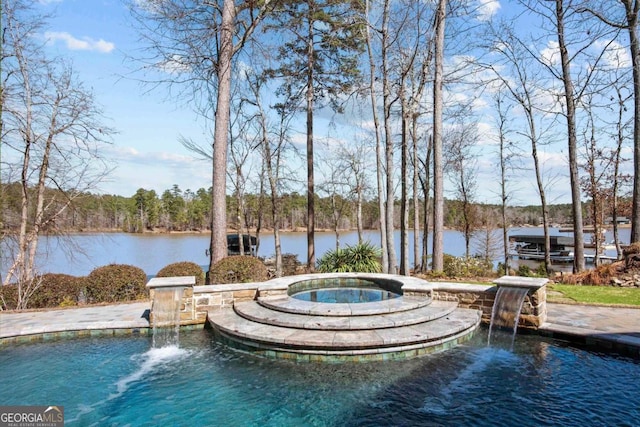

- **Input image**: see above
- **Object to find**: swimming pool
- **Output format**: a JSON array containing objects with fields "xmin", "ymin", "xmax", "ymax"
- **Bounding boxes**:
[{"xmin": 1, "ymin": 330, "xmax": 638, "ymax": 426}]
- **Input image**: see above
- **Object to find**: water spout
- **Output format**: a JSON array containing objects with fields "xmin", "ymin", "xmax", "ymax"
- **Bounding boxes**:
[
  {"xmin": 488, "ymin": 286, "xmax": 529, "ymax": 349},
  {"xmin": 146, "ymin": 276, "xmax": 195, "ymax": 348},
  {"xmin": 151, "ymin": 286, "xmax": 185, "ymax": 348}
]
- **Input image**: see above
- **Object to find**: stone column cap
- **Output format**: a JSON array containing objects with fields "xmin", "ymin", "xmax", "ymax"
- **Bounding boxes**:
[{"xmin": 492, "ymin": 275, "xmax": 548, "ymax": 289}]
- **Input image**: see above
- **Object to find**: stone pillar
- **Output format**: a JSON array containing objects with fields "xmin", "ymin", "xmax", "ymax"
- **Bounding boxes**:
[
  {"xmin": 146, "ymin": 276, "xmax": 197, "ymax": 326},
  {"xmin": 492, "ymin": 275, "xmax": 548, "ymax": 330}
]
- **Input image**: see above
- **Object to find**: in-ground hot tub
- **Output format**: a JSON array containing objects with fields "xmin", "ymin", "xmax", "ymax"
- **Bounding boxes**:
[
  {"xmin": 287, "ymin": 276, "xmax": 403, "ymax": 303},
  {"xmin": 207, "ymin": 273, "xmax": 482, "ymax": 362}
]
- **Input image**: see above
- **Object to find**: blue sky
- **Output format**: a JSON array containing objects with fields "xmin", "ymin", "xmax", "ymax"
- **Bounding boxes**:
[
  {"xmin": 35, "ymin": 0, "xmax": 634, "ymax": 207},
  {"xmin": 40, "ymin": 0, "xmax": 212, "ymax": 197}
]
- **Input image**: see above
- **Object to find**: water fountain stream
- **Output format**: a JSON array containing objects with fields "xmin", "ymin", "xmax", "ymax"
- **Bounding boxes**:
[
  {"xmin": 146, "ymin": 276, "xmax": 195, "ymax": 348},
  {"xmin": 151, "ymin": 286, "xmax": 184, "ymax": 348},
  {"xmin": 488, "ymin": 286, "xmax": 529, "ymax": 349}
]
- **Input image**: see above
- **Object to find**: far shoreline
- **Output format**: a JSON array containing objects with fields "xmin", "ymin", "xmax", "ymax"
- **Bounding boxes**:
[{"xmin": 14, "ymin": 223, "xmax": 629, "ymax": 236}]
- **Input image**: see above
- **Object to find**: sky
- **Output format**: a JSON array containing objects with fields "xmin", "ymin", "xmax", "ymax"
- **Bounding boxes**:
[
  {"xmin": 39, "ymin": 0, "xmax": 213, "ymax": 198},
  {"xmin": 31, "ymin": 0, "xmax": 634, "ymax": 207}
]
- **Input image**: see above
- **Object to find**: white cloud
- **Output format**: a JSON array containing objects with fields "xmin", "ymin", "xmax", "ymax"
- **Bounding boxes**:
[
  {"xmin": 477, "ymin": 0, "xmax": 501, "ymax": 21},
  {"xmin": 157, "ymin": 55, "xmax": 191, "ymax": 74},
  {"xmin": 595, "ymin": 39, "xmax": 632, "ymax": 69},
  {"xmin": 540, "ymin": 40, "xmax": 560, "ymax": 66},
  {"xmin": 45, "ymin": 31, "xmax": 115, "ymax": 53}
]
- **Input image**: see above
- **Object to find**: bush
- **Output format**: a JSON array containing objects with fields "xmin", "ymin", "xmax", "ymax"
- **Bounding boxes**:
[
  {"xmin": 0, "ymin": 284, "xmax": 18, "ymax": 310},
  {"xmin": 442, "ymin": 254, "xmax": 494, "ymax": 278},
  {"xmin": 282, "ymin": 253, "xmax": 303, "ymax": 276},
  {"xmin": 0, "ymin": 274, "xmax": 84, "ymax": 310},
  {"xmin": 156, "ymin": 261, "xmax": 205, "ymax": 286},
  {"xmin": 517, "ymin": 264, "xmax": 533, "ymax": 277},
  {"xmin": 317, "ymin": 242, "xmax": 382, "ymax": 273},
  {"xmin": 209, "ymin": 256, "xmax": 268, "ymax": 284},
  {"xmin": 85, "ymin": 264, "xmax": 148, "ymax": 303},
  {"xmin": 28, "ymin": 274, "xmax": 85, "ymax": 308}
]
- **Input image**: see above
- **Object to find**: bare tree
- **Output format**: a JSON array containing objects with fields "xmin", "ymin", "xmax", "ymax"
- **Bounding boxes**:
[
  {"xmin": 482, "ymin": 20, "xmax": 559, "ymax": 274},
  {"xmin": 244, "ymin": 68, "xmax": 296, "ymax": 277},
  {"xmin": 266, "ymin": 0, "xmax": 365, "ymax": 272},
  {"xmin": 491, "ymin": 90, "xmax": 522, "ymax": 273},
  {"xmin": 1, "ymin": 0, "xmax": 114, "ymax": 306},
  {"xmin": 418, "ymin": 135, "xmax": 433, "ymax": 272},
  {"xmin": 518, "ymin": 0, "xmax": 617, "ymax": 272},
  {"xmin": 474, "ymin": 208, "xmax": 503, "ymax": 264},
  {"xmin": 228, "ymin": 90, "xmax": 261, "ymax": 255},
  {"xmin": 579, "ymin": 95, "xmax": 607, "ymax": 266},
  {"xmin": 607, "ymin": 73, "xmax": 634, "ymax": 258},
  {"xmin": 364, "ymin": 0, "xmax": 389, "ymax": 273},
  {"xmin": 129, "ymin": 0, "xmax": 273, "ymax": 283},
  {"xmin": 337, "ymin": 140, "xmax": 371, "ymax": 245},
  {"xmin": 380, "ymin": 0, "xmax": 398, "ymax": 274},
  {"xmin": 578, "ymin": 0, "xmax": 640, "ymax": 244},
  {"xmin": 317, "ymin": 147, "xmax": 351, "ymax": 251},
  {"xmin": 444, "ymin": 118, "xmax": 480, "ymax": 257}
]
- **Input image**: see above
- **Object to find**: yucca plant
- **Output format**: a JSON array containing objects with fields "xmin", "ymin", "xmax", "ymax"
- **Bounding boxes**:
[{"xmin": 317, "ymin": 242, "xmax": 382, "ymax": 273}]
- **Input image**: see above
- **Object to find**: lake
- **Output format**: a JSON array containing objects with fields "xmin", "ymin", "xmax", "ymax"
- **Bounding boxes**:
[{"xmin": 0, "ymin": 227, "xmax": 629, "ymax": 278}]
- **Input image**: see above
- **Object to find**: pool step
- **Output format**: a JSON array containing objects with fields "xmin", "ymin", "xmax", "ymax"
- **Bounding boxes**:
[
  {"xmin": 257, "ymin": 294, "xmax": 432, "ymax": 316},
  {"xmin": 235, "ymin": 299, "xmax": 457, "ymax": 330},
  {"xmin": 208, "ymin": 307, "xmax": 481, "ymax": 355}
]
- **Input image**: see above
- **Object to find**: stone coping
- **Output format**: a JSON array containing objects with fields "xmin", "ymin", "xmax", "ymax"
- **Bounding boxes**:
[
  {"xmin": 147, "ymin": 276, "xmax": 196, "ymax": 288},
  {"xmin": 492, "ymin": 275, "xmax": 548, "ymax": 289},
  {"xmin": 428, "ymin": 282, "xmax": 494, "ymax": 293},
  {"xmin": 258, "ymin": 294, "xmax": 432, "ymax": 316},
  {"xmin": 192, "ymin": 273, "xmax": 499, "ymax": 295}
]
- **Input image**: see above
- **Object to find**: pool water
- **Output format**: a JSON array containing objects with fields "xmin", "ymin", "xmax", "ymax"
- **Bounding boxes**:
[
  {"xmin": 1, "ymin": 331, "xmax": 638, "ymax": 426},
  {"xmin": 291, "ymin": 287, "xmax": 399, "ymax": 303}
]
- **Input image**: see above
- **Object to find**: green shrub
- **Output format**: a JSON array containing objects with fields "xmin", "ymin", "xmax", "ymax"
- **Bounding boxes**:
[
  {"xmin": 317, "ymin": 242, "xmax": 382, "ymax": 273},
  {"xmin": 517, "ymin": 264, "xmax": 533, "ymax": 277},
  {"xmin": 85, "ymin": 264, "xmax": 148, "ymax": 303},
  {"xmin": 282, "ymin": 253, "xmax": 302, "ymax": 276},
  {"xmin": 156, "ymin": 261, "xmax": 205, "ymax": 286},
  {"xmin": 442, "ymin": 254, "xmax": 494, "ymax": 278},
  {"xmin": 209, "ymin": 256, "xmax": 268, "ymax": 284},
  {"xmin": 0, "ymin": 284, "xmax": 18, "ymax": 310},
  {"xmin": 28, "ymin": 274, "xmax": 85, "ymax": 308},
  {"xmin": 0, "ymin": 274, "xmax": 84, "ymax": 310}
]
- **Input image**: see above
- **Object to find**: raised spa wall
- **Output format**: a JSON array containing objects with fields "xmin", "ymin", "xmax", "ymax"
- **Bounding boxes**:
[{"xmin": 145, "ymin": 273, "xmax": 548, "ymax": 330}]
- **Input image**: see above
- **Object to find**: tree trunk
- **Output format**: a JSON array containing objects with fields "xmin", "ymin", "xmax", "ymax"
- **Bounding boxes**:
[
  {"xmin": 556, "ymin": 0, "xmax": 585, "ymax": 272},
  {"xmin": 624, "ymin": 0, "xmax": 640, "ymax": 243},
  {"xmin": 400, "ymin": 97, "xmax": 410, "ymax": 275},
  {"xmin": 306, "ymin": 16, "xmax": 316, "ymax": 272},
  {"xmin": 381, "ymin": 0, "xmax": 398, "ymax": 274},
  {"xmin": 412, "ymin": 116, "xmax": 421, "ymax": 271},
  {"xmin": 431, "ymin": 0, "xmax": 446, "ymax": 272},
  {"xmin": 365, "ymin": 0, "xmax": 390, "ymax": 273},
  {"xmin": 208, "ymin": 0, "xmax": 236, "ymax": 279}
]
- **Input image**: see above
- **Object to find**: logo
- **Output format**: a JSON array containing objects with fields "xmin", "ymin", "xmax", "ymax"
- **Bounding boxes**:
[{"xmin": 0, "ymin": 406, "xmax": 64, "ymax": 427}]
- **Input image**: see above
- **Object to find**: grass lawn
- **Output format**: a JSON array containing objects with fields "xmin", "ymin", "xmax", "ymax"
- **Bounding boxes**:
[{"xmin": 548, "ymin": 283, "xmax": 640, "ymax": 306}]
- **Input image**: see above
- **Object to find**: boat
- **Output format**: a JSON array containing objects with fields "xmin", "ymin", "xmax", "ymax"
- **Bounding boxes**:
[
  {"xmin": 509, "ymin": 235, "xmax": 574, "ymax": 263},
  {"xmin": 509, "ymin": 234, "xmax": 618, "ymax": 264},
  {"xmin": 226, "ymin": 234, "xmax": 257, "ymax": 256},
  {"xmin": 205, "ymin": 234, "xmax": 258, "ymax": 257}
]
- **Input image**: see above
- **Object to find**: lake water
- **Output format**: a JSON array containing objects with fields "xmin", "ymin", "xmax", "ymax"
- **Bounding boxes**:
[{"xmin": 0, "ymin": 227, "xmax": 630, "ymax": 278}]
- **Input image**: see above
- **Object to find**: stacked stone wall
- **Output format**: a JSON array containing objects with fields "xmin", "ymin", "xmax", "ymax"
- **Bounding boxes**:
[{"xmin": 148, "ymin": 274, "xmax": 547, "ymax": 331}]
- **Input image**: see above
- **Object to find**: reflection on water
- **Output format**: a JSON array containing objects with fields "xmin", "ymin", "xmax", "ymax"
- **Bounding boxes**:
[{"xmin": 0, "ymin": 227, "xmax": 630, "ymax": 277}]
